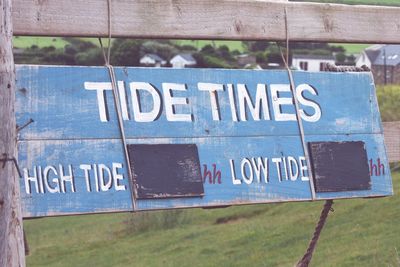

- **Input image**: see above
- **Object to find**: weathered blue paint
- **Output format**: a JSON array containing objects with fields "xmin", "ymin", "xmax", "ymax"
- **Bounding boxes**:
[{"xmin": 15, "ymin": 65, "xmax": 392, "ymax": 217}]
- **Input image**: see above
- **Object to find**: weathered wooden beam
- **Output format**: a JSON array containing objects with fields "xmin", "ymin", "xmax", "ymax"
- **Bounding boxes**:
[
  {"xmin": 0, "ymin": 0, "xmax": 26, "ymax": 266},
  {"xmin": 12, "ymin": 0, "xmax": 400, "ymax": 43},
  {"xmin": 383, "ymin": 122, "xmax": 400, "ymax": 163}
]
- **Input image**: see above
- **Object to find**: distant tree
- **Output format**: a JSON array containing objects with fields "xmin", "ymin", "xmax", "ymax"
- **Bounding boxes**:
[
  {"xmin": 43, "ymin": 50, "xmax": 75, "ymax": 65},
  {"xmin": 75, "ymin": 48, "xmax": 104, "ymax": 66},
  {"xmin": 347, "ymin": 54, "xmax": 356, "ymax": 63},
  {"xmin": 201, "ymin": 44, "xmax": 216, "ymax": 55},
  {"xmin": 111, "ymin": 39, "xmax": 142, "ymax": 66},
  {"xmin": 265, "ymin": 46, "xmax": 284, "ymax": 65},
  {"xmin": 243, "ymin": 41, "xmax": 270, "ymax": 52},
  {"xmin": 180, "ymin": 45, "xmax": 197, "ymax": 53},
  {"xmin": 41, "ymin": 46, "xmax": 56, "ymax": 53},
  {"xmin": 64, "ymin": 44, "xmax": 78, "ymax": 55},
  {"xmin": 254, "ymin": 51, "xmax": 267, "ymax": 64},
  {"xmin": 140, "ymin": 40, "xmax": 178, "ymax": 60},
  {"xmin": 217, "ymin": 45, "xmax": 232, "ymax": 60},
  {"xmin": 329, "ymin": 45, "xmax": 346, "ymax": 53},
  {"xmin": 231, "ymin": 50, "xmax": 241, "ymax": 56},
  {"xmin": 63, "ymin": 37, "xmax": 97, "ymax": 51},
  {"xmin": 335, "ymin": 52, "xmax": 346, "ymax": 63}
]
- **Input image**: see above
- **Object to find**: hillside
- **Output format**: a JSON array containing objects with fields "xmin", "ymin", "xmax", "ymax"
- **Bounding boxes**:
[{"xmin": 24, "ymin": 169, "xmax": 399, "ymax": 267}]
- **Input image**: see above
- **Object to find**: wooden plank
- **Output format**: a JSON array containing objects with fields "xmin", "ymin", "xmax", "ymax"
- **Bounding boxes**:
[
  {"xmin": 15, "ymin": 65, "xmax": 392, "ymax": 217},
  {"xmin": 11, "ymin": 0, "xmax": 400, "ymax": 43},
  {"xmin": 0, "ymin": 0, "xmax": 26, "ymax": 265},
  {"xmin": 15, "ymin": 66, "xmax": 382, "ymax": 140},
  {"xmin": 19, "ymin": 134, "xmax": 392, "ymax": 217},
  {"xmin": 383, "ymin": 121, "xmax": 400, "ymax": 163}
]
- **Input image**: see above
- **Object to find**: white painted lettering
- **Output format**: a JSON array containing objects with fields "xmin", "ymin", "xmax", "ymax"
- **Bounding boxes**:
[
  {"xmin": 227, "ymin": 84, "xmax": 239, "ymax": 122},
  {"xmin": 59, "ymin": 164, "xmax": 75, "ymax": 193},
  {"xmin": 238, "ymin": 84, "xmax": 270, "ymax": 121},
  {"xmin": 93, "ymin": 164, "xmax": 100, "ymax": 192},
  {"xmin": 272, "ymin": 157, "xmax": 283, "ymax": 182},
  {"xmin": 270, "ymin": 84, "xmax": 296, "ymax": 121},
  {"xmin": 198, "ymin": 83, "xmax": 224, "ymax": 121},
  {"xmin": 130, "ymin": 82, "xmax": 162, "ymax": 122},
  {"xmin": 296, "ymin": 84, "xmax": 321, "ymax": 122},
  {"xmin": 43, "ymin": 165, "xmax": 60, "ymax": 193},
  {"xmin": 84, "ymin": 82, "xmax": 112, "ymax": 122},
  {"xmin": 112, "ymin": 163, "xmax": 126, "ymax": 191},
  {"xmin": 162, "ymin": 83, "xmax": 192, "ymax": 122},
  {"xmin": 118, "ymin": 81, "xmax": 130, "ymax": 120},
  {"xmin": 251, "ymin": 157, "xmax": 269, "ymax": 183},
  {"xmin": 98, "ymin": 164, "xmax": 112, "ymax": 191},
  {"xmin": 36, "ymin": 166, "xmax": 44, "ymax": 193},
  {"xmin": 23, "ymin": 167, "xmax": 39, "ymax": 194},
  {"xmin": 80, "ymin": 164, "xmax": 92, "ymax": 192},
  {"xmin": 229, "ymin": 159, "xmax": 242, "ymax": 185},
  {"xmin": 241, "ymin": 158, "xmax": 254, "ymax": 185},
  {"xmin": 299, "ymin": 156, "xmax": 309, "ymax": 181},
  {"xmin": 287, "ymin": 156, "xmax": 299, "ymax": 181},
  {"xmin": 282, "ymin": 156, "xmax": 289, "ymax": 180}
]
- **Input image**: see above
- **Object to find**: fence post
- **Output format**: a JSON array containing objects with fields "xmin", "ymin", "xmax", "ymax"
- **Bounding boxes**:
[{"xmin": 0, "ymin": 0, "xmax": 26, "ymax": 265}]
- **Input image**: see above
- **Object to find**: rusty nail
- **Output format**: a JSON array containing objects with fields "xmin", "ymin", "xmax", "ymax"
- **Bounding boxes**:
[{"xmin": 17, "ymin": 118, "xmax": 34, "ymax": 132}]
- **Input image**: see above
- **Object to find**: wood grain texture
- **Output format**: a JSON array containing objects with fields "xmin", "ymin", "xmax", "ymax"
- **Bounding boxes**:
[
  {"xmin": 18, "ymin": 133, "xmax": 392, "ymax": 217},
  {"xmin": 15, "ymin": 66, "xmax": 393, "ymax": 217},
  {"xmin": 0, "ymin": 0, "xmax": 26, "ymax": 265},
  {"xmin": 15, "ymin": 66, "xmax": 383, "ymax": 140},
  {"xmin": 383, "ymin": 121, "xmax": 400, "ymax": 163},
  {"xmin": 11, "ymin": 0, "xmax": 400, "ymax": 43}
]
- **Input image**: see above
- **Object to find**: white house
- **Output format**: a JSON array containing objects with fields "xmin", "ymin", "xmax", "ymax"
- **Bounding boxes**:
[
  {"xmin": 139, "ymin": 54, "xmax": 167, "ymax": 67},
  {"xmin": 170, "ymin": 54, "xmax": 197, "ymax": 68},
  {"xmin": 291, "ymin": 54, "xmax": 335, "ymax": 72},
  {"xmin": 355, "ymin": 44, "xmax": 400, "ymax": 84},
  {"xmin": 355, "ymin": 44, "xmax": 400, "ymax": 69}
]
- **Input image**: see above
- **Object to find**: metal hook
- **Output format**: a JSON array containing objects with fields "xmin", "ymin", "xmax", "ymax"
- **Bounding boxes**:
[
  {"xmin": 0, "ymin": 153, "xmax": 23, "ymax": 178},
  {"xmin": 16, "ymin": 118, "xmax": 34, "ymax": 132}
]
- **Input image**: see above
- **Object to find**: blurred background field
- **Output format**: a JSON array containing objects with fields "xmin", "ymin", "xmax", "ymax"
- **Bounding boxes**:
[
  {"xmin": 18, "ymin": 0, "xmax": 400, "ymax": 265},
  {"xmin": 24, "ymin": 169, "xmax": 400, "ymax": 267}
]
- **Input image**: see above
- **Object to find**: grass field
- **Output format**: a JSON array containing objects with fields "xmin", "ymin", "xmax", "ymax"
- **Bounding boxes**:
[
  {"xmin": 24, "ymin": 169, "xmax": 399, "ymax": 267},
  {"xmin": 332, "ymin": 43, "xmax": 370, "ymax": 54},
  {"xmin": 175, "ymin": 40, "xmax": 245, "ymax": 53},
  {"xmin": 13, "ymin": 37, "xmax": 69, "ymax": 49},
  {"xmin": 377, "ymin": 85, "xmax": 400, "ymax": 122},
  {"xmin": 13, "ymin": 37, "xmax": 102, "ymax": 49}
]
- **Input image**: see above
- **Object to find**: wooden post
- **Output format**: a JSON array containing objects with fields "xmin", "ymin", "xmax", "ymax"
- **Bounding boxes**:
[{"xmin": 0, "ymin": 0, "xmax": 26, "ymax": 266}]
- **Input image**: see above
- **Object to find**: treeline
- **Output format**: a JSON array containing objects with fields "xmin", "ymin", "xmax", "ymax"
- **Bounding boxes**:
[{"xmin": 14, "ymin": 37, "xmax": 354, "ymax": 67}]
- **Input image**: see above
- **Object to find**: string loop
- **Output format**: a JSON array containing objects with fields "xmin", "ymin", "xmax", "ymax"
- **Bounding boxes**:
[
  {"xmin": 277, "ymin": 7, "xmax": 317, "ymax": 200},
  {"xmin": 99, "ymin": 0, "xmax": 138, "ymax": 211},
  {"xmin": 278, "ymin": 8, "xmax": 335, "ymax": 267}
]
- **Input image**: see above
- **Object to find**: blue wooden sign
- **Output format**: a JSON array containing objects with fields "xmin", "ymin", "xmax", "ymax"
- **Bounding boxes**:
[{"xmin": 15, "ymin": 65, "xmax": 392, "ymax": 217}]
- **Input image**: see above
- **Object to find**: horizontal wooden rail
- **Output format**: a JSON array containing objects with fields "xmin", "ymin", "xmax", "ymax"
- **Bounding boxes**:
[{"xmin": 12, "ymin": 0, "xmax": 400, "ymax": 43}]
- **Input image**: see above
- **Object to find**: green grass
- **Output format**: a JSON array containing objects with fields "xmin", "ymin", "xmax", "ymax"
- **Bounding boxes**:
[
  {"xmin": 377, "ymin": 85, "xmax": 400, "ymax": 122},
  {"xmin": 13, "ymin": 37, "xmax": 69, "ymax": 49},
  {"xmin": 175, "ymin": 40, "xmax": 245, "ymax": 53},
  {"xmin": 333, "ymin": 43, "xmax": 370, "ymax": 54},
  {"xmin": 25, "ymin": 170, "xmax": 400, "ymax": 266},
  {"xmin": 13, "ymin": 37, "xmax": 103, "ymax": 49}
]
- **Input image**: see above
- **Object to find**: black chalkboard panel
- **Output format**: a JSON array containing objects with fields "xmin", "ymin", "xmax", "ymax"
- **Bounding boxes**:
[
  {"xmin": 128, "ymin": 144, "xmax": 204, "ymax": 199},
  {"xmin": 309, "ymin": 141, "xmax": 371, "ymax": 192}
]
